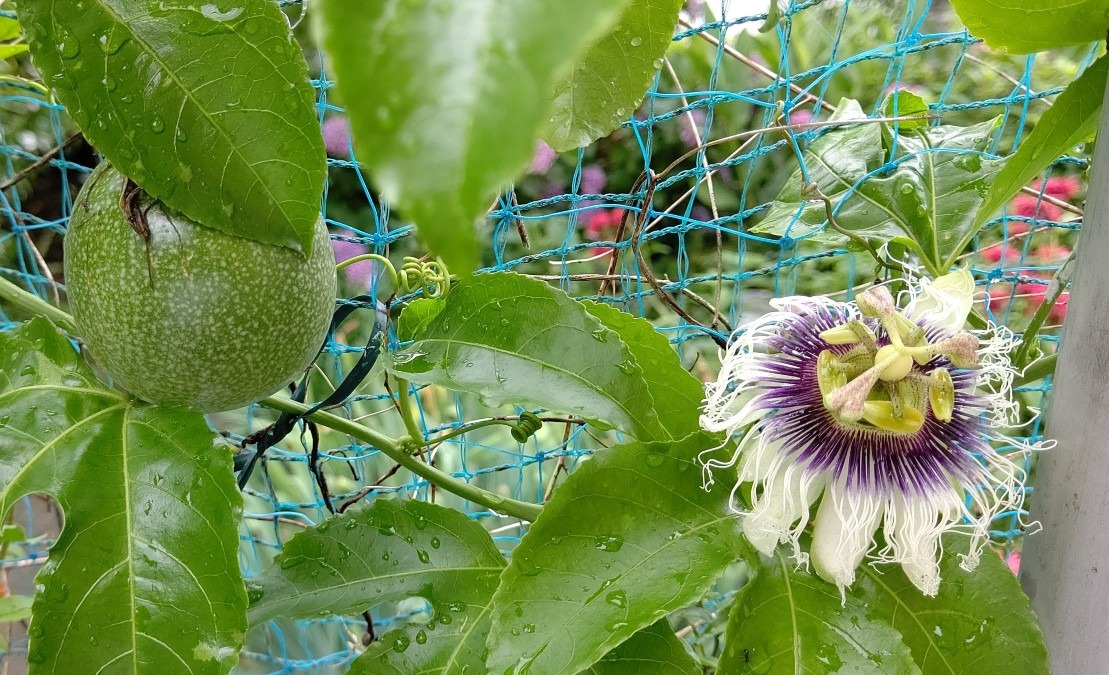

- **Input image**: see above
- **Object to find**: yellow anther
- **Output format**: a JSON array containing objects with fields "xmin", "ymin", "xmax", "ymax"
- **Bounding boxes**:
[
  {"xmin": 862, "ymin": 401, "xmax": 925, "ymax": 434},
  {"xmin": 929, "ymin": 368, "xmax": 955, "ymax": 423}
]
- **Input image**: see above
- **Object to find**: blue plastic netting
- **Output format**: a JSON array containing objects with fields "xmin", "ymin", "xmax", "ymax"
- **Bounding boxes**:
[{"xmin": 0, "ymin": 0, "xmax": 1090, "ymax": 671}]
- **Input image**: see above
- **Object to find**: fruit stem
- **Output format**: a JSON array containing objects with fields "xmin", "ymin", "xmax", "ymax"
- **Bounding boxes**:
[
  {"xmin": 0, "ymin": 276, "xmax": 79, "ymax": 333},
  {"xmin": 258, "ymin": 394, "xmax": 543, "ymax": 522}
]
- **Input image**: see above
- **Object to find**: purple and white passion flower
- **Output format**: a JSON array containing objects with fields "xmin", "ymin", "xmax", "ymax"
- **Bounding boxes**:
[{"xmin": 699, "ymin": 271, "xmax": 1035, "ymax": 597}]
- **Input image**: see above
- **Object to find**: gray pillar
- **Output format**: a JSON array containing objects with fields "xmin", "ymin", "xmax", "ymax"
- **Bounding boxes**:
[{"xmin": 1020, "ymin": 66, "xmax": 1109, "ymax": 674}]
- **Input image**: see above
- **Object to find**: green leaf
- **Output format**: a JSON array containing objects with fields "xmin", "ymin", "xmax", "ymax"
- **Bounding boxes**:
[
  {"xmin": 485, "ymin": 432, "xmax": 744, "ymax": 674},
  {"xmin": 389, "ymin": 272, "xmax": 679, "ymax": 441},
  {"xmin": 0, "ymin": 596, "xmax": 33, "ymax": 623},
  {"xmin": 317, "ymin": 0, "xmax": 630, "ymax": 271},
  {"xmin": 754, "ymin": 99, "xmax": 1003, "ymax": 272},
  {"xmin": 249, "ymin": 500, "xmax": 504, "ymax": 675},
  {"xmin": 883, "ymin": 89, "xmax": 930, "ymax": 131},
  {"xmin": 19, "ymin": 0, "xmax": 325, "ymax": 253},
  {"xmin": 0, "ymin": 317, "xmax": 246, "ymax": 674},
  {"xmin": 0, "ymin": 44, "xmax": 28, "ymax": 59},
  {"xmin": 949, "ymin": 0, "xmax": 1109, "ymax": 54},
  {"xmin": 0, "ymin": 524, "xmax": 25, "ymax": 544},
  {"xmin": 581, "ymin": 300, "xmax": 704, "ymax": 440},
  {"xmin": 855, "ymin": 538, "xmax": 1049, "ymax": 674},
  {"xmin": 718, "ymin": 551, "xmax": 920, "ymax": 674},
  {"xmin": 0, "ymin": 16, "xmax": 21, "ymax": 40},
  {"xmin": 396, "ymin": 298, "xmax": 446, "ymax": 343},
  {"xmin": 586, "ymin": 620, "xmax": 700, "ymax": 675},
  {"xmin": 974, "ymin": 55, "xmax": 1108, "ymax": 235},
  {"xmin": 543, "ymin": 0, "xmax": 683, "ymax": 152}
]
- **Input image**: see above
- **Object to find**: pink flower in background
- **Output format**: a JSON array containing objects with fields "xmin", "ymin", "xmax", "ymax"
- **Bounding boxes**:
[
  {"xmin": 988, "ymin": 286, "xmax": 1012, "ymax": 312},
  {"xmin": 981, "ymin": 243, "xmax": 1019, "ymax": 263},
  {"xmin": 583, "ymin": 209, "xmax": 623, "ymax": 254},
  {"xmin": 1032, "ymin": 176, "xmax": 1080, "ymax": 201},
  {"xmin": 529, "ymin": 141, "xmax": 557, "ymax": 175},
  {"xmin": 580, "ymin": 164, "xmax": 607, "ymax": 195},
  {"xmin": 1032, "ymin": 242, "xmax": 1071, "ymax": 263},
  {"xmin": 786, "ymin": 109, "xmax": 813, "ymax": 127},
  {"xmin": 323, "ymin": 116, "xmax": 352, "ymax": 158},
  {"xmin": 1010, "ymin": 194, "xmax": 1062, "ymax": 222},
  {"xmin": 331, "ymin": 238, "xmax": 374, "ymax": 287},
  {"xmin": 680, "ymin": 109, "xmax": 707, "ymax": 147}
]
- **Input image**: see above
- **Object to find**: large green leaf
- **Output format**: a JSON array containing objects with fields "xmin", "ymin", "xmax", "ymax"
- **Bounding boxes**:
[
  {"xmin": 19, "ymin": 0, "xmax": 325, "ymax": 253},
  {"xmin": 0, "ymin": 318, "xmax": 245, "ymax": 674},
  {"xmin": 718, "ymin": 551, "xmax": 920, "ymax": 674},
  {"xmin": 316, "ymin": 0, "xmax": 630, "ymax": 271},
  {"xmin": 485, "ymin": 432, "xmax": 744, "ymax": 674},
  {"xmin": 580, "ymin": 300, "xmax": 704, "ymax": 440},
  {"xmin": 754, "ymin": 99, "xmax": 1003, "ymax": 272},
  {"xmin": 544, "ymin": 0, "xmax": 684, "ymax": 152},
  {"xmin": 974, "ymin": 55, "xmax": 1108, "ymax": 234},
  {"xmin": 855, "ymin": 538, "xmax": 1049, "ymax": 674},
  {"xmin": 389, "ymin": 272, "xmax": 682, "ymax": 441},
  {"xmin": 247, "ymin": 500, "xmax": 505, "ymax": 675},
  {"xmin": 586, "ymin": 620, "xmax": 700, "ymax": 675},
  {"xmin": 949, "ymin": 0, "xmax": 1109, "ymax": 54}
]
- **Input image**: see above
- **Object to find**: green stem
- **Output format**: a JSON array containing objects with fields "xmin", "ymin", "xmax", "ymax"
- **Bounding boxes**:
[
  {"xmin": 0, "ymin": 277, "xmax": 542, "ymax": 521},
  {"xmin": 259, "ymin": 395, "xmax": 542, "ymax": 521},
  {"xmin": 1013, "ymin": 251, "xmax": 1076, "ymax": 367},
  {"xmin": 409, "ymin": 419, "xmax": 520, "ymax": 450},
  {"xmin": 1013, "ymin": 353, "xmax": 1058, "ymax": 388},
  {"xmin": 393, "ymin": 376, "xmax": 424, "ymax": 442},
  {"xmin": 0, "ymin": 275, "xmax": 78, "ymax": 333}
]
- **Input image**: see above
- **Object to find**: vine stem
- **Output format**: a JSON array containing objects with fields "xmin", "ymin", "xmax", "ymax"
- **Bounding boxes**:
[
  {"xmin": 0, "ymin": 275, "xmax": 78, "ymax": 333},
  {"xmin": 0, "ymin": 278, "xmax": 543, "ymax": 522},
  {"xmin": 258, "ymin": 395, "xmax": 542, "ymax": 521},
  {"xmin": 1013, "ymin": 249, "xmax": 1076, "ymax": 368}
]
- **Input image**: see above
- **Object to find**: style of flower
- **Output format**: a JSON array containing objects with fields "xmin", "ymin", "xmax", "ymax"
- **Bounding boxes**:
[{"xmin": 700, "ymin": 271, "xmax": 1033, "ymax": 597}]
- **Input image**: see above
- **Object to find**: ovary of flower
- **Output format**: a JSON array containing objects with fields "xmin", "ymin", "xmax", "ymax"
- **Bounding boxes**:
[{"xmin": 699, "ymin": 270, "xmax": 1035, "ymax": 599}]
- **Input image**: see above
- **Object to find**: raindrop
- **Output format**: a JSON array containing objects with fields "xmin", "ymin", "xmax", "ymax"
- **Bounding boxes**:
[
  {"xmin": 104, "ymin": 76, "xmax": 118, "ymax": 92},
  {"xmin": 644, "ymin": 453, "xmax": 666, "ymax": 468},
  {"xmin": 605, "ymin": 589, "xmax": 627, "ymax": 608},
  {"xmin": 630, "ymin": 37, "xmax": 643, "ymax": 47},
  {"xmin": 57, "ymin": 33, "xmax": 81, "ymax": 59},
  {"xmin": 392, "ymin": 634, "xmax": 411, "ymax": 653},
  {"xmin": 415, "ymin": 630, "xmax": 428, "ymax": 644},
  {"xmin": 98, "ymin": 32, "xmax": 128, "ymax": 54},
  {"xmin": 417, "ymin": 550, "xmax": 430, "ymax": 564},
  {"xmin": 414, "ymin": 515, "xmax": 428, "ymax": 530},
  {"xmin": 430, "ymin": 536, "xmax": 440, "ymax": 549},
  {"xmin": 523, "ymin": 623, "xmax": 535, "ymax": 633},
  {"xmin": 593, "ymin": 534, "xmax": 624, "ymax": 552},
  {"xmin": 150, "ymin": 116, "xmax": 166, "ymax": 134},
  {"xmin": 20, "ymin": 365, "xmax": 36, "ymax": 377},
  {"xmin": 0, "ymin": 416, "xmax": 8, "ymax": 427}
]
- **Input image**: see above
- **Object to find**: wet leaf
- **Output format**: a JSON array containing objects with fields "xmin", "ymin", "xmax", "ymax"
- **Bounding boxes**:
[
  {"xmin": 754, "ymin": 98, "xmax": 1003, "ymax": 272},
  {"xmin": 389, "ymin": 272, "xmax": 687, "ymax": 441},
  {"xmin": 974, "ymin": 56, "xmax": 1107, "ymax": 235},
  {"xmin": 0, "ymin": 317, "xmax": 246, "ymax": 674},
  {"xmin": 586, "ymin": 620, "xmax": 700, "ymax": 675},
  {"xmin": 581, "ymin": 300, "xmax": 704, "ymax": 440},
  {"xmin": 718, "ymin": 551, "xmax": 920, "ymax": 674},
  {"xmin": 544, "ymin": 0, "xmax": 684, "ymax": 152},
  {"xmin": 855, "ymin": 537, "xmax": 1049, "ymax": 674},
  {"xmin": 19, "ymin": 0, "xmax": 325, "ymax": 253},
  {"xmin": 317, "ymin": 0, "xmax": 630, "ymax": 271},
  {"xmin": 949, "ymin": 0, "xmax": 1109, "ymax": 54},
  {"xmin": 249, "ymin": 500, "xmax": 505, "ymax": 675},
  {"xmin": 485, "ymin": 432, "xmax": 744, "ymax": 674},
  {"xmin": 883, "ymin": 89, "xmax": 930, "ymax": 131},
  {"xmin": 396, "ymin": 298, "xmax": 446, "ymax": 342}
]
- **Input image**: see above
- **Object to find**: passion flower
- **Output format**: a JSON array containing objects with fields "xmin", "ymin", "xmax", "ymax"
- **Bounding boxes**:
[{"xmin": 699, "ymin": 271, "xmax": 1035, "ymax": 596}]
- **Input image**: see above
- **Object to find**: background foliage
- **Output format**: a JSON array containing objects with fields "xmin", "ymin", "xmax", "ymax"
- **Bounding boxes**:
[{"xmin": 0, "ymin": 0, "xmax": 1095, "ymax": 670}]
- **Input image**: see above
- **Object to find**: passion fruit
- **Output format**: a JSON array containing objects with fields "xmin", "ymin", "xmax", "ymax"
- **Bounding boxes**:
[{"xmin": 65, "ymin": 162, "xmax": 336, "ymax": 412}]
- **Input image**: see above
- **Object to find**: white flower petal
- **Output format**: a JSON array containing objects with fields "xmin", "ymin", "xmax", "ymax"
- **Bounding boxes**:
[
  {"xmin": 903, "ymin": 269, "xmax": 974, "ymax": 333},
  {"xmin": 811, "ymin": 481, "xmax": 883, "ymax": 596},
  {"xmin": 744, "ymin": 460, "xmax": 824, "ymax": 556},
  {"xmin": 881, "ymin": 489, "xmax": 964, "ymax": 597}
]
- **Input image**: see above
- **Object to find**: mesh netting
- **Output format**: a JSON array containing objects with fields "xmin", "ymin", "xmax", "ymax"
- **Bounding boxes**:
[{"xmin": 0, "ymin": 0, "xmax": 1090, "ymax": 671}]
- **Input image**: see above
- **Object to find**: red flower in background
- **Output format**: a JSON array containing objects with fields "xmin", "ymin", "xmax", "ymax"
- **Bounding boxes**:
[
  {"xmin": 1032, "ymin": 176, "xmax": 1080, "ymax": 201},
  {"xmin": 1010, "ymin": 194, "xmax": 1062, "ymax": 223},
  {"xmin": 583, "ymin": 209, "xmax": 624, "ymax": 255},
  {"xmin": 981, "ymin": 242, "xmax": 1019, "ymax": 263}
]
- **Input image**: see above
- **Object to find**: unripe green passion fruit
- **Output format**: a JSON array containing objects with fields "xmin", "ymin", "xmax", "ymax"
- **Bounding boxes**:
[{"xmin": 65, "ymin": 163, "xmax": 336, "ymax": 412}]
